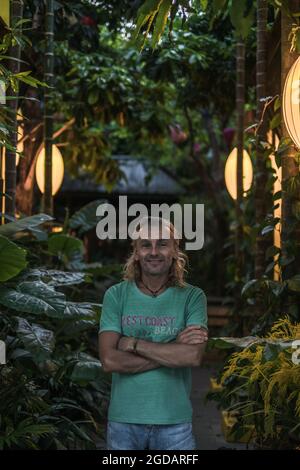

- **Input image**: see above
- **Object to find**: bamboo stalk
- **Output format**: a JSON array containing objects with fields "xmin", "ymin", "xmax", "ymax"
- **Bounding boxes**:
[
  {"xmin": 43, "ymin": 0, "xmax": 54, "ymax": 215},
  {"xmin": 235, "ymin": 39, "xmax": 245, "ymax": 281},
  {"xmin": 254, "ymin": 0, "xmax": 269, "ymax": 278},
  {"xmin": 5, "ymin": 0, "xmax": 24, "ymax": 219}
]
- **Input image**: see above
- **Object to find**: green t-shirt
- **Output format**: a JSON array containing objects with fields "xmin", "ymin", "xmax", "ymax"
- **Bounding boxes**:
[{"xmin": 99, "ymin": 279, "xmax": 207, "ymax": 425}]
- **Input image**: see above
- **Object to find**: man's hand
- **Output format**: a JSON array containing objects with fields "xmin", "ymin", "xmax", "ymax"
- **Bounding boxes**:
[
  {"xmin": 176, "ymin": 325, "xmax": 208, "ymax": 345},
  {"xmin": 117, "ymin": 336, "xmax": 136, "ymax": 353}
]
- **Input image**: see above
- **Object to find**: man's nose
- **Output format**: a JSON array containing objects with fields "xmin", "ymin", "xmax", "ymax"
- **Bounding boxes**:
[{"xmin": 151, "ymin": 243, "xmax": 158, "ymax": 255}]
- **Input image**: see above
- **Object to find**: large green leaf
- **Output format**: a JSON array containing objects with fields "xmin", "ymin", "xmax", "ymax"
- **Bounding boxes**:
[
  {"xmin": 15, "ymin": 268, "xmax": 90, "ymax": 287},
  {"xmin": 70, "ymin": 353, "xmax": 104, "ymax": 383},
  {"xmin": 209, "ymin": 336, "xmax": 261, "ymax": 350},
  {"xmin": 63, "ymin": 302, "xmax": 99, "ymax": 320},
  {"xmin": 62, "ymin": 320, "xmax": 96, "ymax": 336},
  {"xmin": 131, "ymin": 0, "xmax": 162, "ymax": 44},
  {"xmin": 0, "ymin": 281, "xmax": 66, "ymax": 317},
  {"xmin": 68, "ymin": 199, "xmax": 108, "ymax": 236},
  {"xmin": 229, "ymin": 0, "xmax": 255, "ymax": 39},
  {"xmin": 287, "ymin": 275, "xmax": 300, "ymax": 292},
  {"xmin": 15, "ymin": 317, "xmax": 55, "ymax": 362},
  {"xmin": 27, "ymin": 226, "xmax": 48, "ymax": 241},
  {"xmin": 48, "ymin": 234, "xmax": 83, "ymax": 263},
  {"xmin": 65, "ymin": 251, "xmax": 86, "ymax": 271},
  {"xmin": 0, "ymin": 235, "xmax": 27, "ymax": 281},
  {"xmin": 83, "ymin": 262, "xmax": 123, "ymax": 278},
  {"xmin": 0, "ymin": 214, "xmax": 53, "ymax": 238},
  {"xmin": 209, "ymin": 336, "xmax": 295, "ymax": 350},
  {"xmin": 151, "ymin": 0, "xmax": 172, "ymax": 48}
]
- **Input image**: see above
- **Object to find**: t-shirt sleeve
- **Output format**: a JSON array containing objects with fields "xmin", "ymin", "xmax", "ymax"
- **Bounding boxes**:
[
  {"xmin": 185, "ymin": 287, "xmax": 208, "ymax": 330},
  {"xmin": 99, "ymin": 287, "xmax": 122, "ymax": 334}
]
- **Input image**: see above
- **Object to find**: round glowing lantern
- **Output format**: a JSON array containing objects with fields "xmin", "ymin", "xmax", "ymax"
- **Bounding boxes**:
[
  {"xmin": 283, "ymin": 56, "xmax": 300, "ymax": 149},
  {"xmin": 35, "ymin": 145, "xmax": 64, "ymax": 195},
  {"xmin": 224, "ymin": 147, "xmax": 253, "ymax": 200}
]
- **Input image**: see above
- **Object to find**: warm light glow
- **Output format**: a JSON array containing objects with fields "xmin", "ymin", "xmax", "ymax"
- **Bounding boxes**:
[
  {"xmin": 51, "ymin": 226, "xmax": 63, "ymax": 233},
  {"xmin": 283, "ymin": 56, "xmax": 300, "ymax": 149},
  {"xmin": 35, "ymin": 145, "xmax": 64, "ymax": 195},
  {"xmin": 16, "ymin": 108, "xmax": 24, "ymax": 166},
  {"xmin": 224, "ymin": 147, "xmax": 253, "ymax": 199},
  {"xmin": 16, "ymin": 125, "xmax": 23, "ymax": 166},
  {"xmin": 267, "ymin": 131, "xmax": 281, "ymax": 281},
  {"xmin": 1, "ymin": 126, "xmax": 22, "ymax": 167}
]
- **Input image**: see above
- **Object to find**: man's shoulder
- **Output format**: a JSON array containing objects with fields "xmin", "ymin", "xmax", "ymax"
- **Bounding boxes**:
[
  {"xmin": 104, "ymin": 279, "xmax": 132, "ymax": 298},
  {"xmin": 179, "ymin": 282, "xmax": 206, "ymax": 296}
]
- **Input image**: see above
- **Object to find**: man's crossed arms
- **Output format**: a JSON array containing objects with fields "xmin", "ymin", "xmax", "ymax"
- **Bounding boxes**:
[{"xmin": 99, "ymin": 326, "xmax": 208, "ymax": 374}]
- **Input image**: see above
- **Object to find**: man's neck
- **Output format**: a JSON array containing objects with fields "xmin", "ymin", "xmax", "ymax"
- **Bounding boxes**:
[{"xmin": 139, "ymin": 273, "xmax": 169, "ymax": 291}]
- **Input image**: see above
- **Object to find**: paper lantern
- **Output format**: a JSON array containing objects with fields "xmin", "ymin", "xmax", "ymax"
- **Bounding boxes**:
[
  {"xmin": 224, "ymin": 147, "xmax": 253, "ymax": 199},
  {"xmin": 283, "ymin": 56, "xmax": 300, "ymax": 149},
  {"xmin": 35, "ymin": 145, "xmax": 64, "ymax": 195}
]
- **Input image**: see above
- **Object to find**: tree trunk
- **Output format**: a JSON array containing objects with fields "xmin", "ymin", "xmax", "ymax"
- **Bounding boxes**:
[
  {"xmin": 254, "ymin": 0, "xmax": 269, "ymax": 278},
  {"xmin": 43, "ymin": 0, "xmax": 54, "ymax": 215},
  {"xmin": 5, "ymin": 0, "xmax": 24, "ymax": 218},
  {"xmin": 235, "ymin": 39, "xmax": 245, "ymax": 282},
  {"xmin": 281, "ymin": 0, "xmax": 300, "ymax": 280},
  {"xmin": 16, "ymin": 104, "xmax": 43, "ymax": 216}
]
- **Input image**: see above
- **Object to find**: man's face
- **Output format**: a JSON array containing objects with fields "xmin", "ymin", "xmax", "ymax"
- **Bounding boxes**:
[{"xmin": 134, "ymin": 226, "xmax": 175, "ymax": 277}]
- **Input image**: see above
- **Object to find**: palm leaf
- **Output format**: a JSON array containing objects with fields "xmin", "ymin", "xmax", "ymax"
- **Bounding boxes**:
[{"xmin": 69, "ymin": 199, "xmax": 108, "ymax": 236}]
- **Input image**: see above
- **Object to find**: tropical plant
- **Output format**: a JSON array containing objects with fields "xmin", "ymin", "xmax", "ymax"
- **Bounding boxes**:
[
  {"xmin": 0, "ymin": 208, "xmax": 118, "ymax": 449},
  {"xmin": 0, "ymin": 13, "xmax": 48, "ymax": 220},
  {"xmin": 208, "ymin": 317, "xmax": 300, "ymax": 449}
]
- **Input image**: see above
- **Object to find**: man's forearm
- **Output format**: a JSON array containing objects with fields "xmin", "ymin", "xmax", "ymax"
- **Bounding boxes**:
[
  {"xmin": 103, "ymin": 349, "xmax": 162, "ymax": 374},
  {"xmin": 135, "ymin": 339, "xmax": 204, "ymax": 368}
]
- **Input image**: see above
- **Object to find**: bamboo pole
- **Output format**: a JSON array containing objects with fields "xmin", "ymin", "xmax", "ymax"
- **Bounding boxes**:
[
  {"xmin": 43, "ymin": 0, "xmax": 54, "ymax": 215},
  {"xmin": 235, "ymin": 39, "xmax": 245, "ymax": 282},
  {"xmin": 5, "ymin": 0, "xmax": 24, "ymax": 219}
]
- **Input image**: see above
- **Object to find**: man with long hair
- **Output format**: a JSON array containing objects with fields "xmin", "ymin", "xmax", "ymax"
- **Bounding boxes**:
[{"xmin": 98, "ymin": 216, "xmax": 208, "ymax": 450}]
